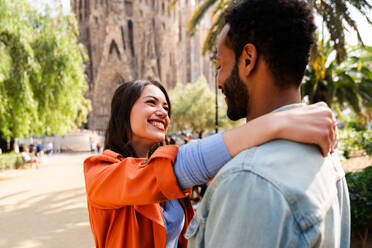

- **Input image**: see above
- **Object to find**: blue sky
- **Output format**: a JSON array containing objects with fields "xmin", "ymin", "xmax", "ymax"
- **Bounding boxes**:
[
  {"xmin": 29, "ymin": 0, "xmax": 371, "ymax": 46},
  {"xmin": 29, "ymin": 0, "xmax": 70, "ymax": 14}
]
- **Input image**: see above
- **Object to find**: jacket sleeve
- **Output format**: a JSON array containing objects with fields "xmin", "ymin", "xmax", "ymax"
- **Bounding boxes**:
[{"xmin": 84, "ymin": 146, "xmax": 192, "ymax": 209}]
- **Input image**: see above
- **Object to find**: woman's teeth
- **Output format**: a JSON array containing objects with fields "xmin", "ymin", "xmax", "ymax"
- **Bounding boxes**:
[{"xmin": 150, "ymin": 121, "xmax": 164, "ymax": 129}]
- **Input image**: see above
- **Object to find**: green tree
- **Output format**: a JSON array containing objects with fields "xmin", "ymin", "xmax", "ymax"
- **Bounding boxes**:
[
  {"xmin": 173, "ymin": 0, "xmax": 371, "ymax": 63},
  {"xmin": 301, "ymin": 38, "xmax": 372, "ymax": 123},
  {"xmin": 0, "ymin": 0, "xmax": 90, "ymax": 144},
  {"xmin": 168, "ymin": 77, "xmax": 240, "ymax": 137},
  {"xmin": 346, "ymin": 167, "xmax": 372, "ymax": 248}
]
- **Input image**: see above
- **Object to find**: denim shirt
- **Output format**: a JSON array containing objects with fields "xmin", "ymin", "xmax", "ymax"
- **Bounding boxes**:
[{"xmin": 186, "ymin": 104, "xmax": 351, "ymax": 248}]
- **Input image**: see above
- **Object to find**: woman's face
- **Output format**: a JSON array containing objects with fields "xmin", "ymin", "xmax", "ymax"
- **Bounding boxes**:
[{"xmin": 130, "ymin": 84, "xmax": 170, "ymax": 146}]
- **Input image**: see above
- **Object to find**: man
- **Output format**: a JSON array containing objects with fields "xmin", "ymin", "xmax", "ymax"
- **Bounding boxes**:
[{"xmin": 185, "ymin": 0, "xmax": 350, "ymax": 247}]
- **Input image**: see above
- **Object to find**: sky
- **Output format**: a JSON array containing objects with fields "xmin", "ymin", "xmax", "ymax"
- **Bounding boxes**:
[{"xmin": 29, "ymin": 0, "xmax": 372, "ymax": 46}]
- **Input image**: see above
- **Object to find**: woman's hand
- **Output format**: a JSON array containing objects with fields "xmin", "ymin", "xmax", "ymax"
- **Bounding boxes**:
[{"xmin": 275, "ymin": 102, "xmax": 337, "ymax": 157}]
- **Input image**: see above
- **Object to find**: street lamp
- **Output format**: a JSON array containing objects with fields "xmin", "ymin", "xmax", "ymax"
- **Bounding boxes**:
[{"xmin": 210, "ymin": 50, "xmax": 219, "ymax": 133}]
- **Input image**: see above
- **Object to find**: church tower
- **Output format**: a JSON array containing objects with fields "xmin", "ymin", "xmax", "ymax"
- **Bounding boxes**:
[{"xmin": 71, "ymin": 0, "xmax": 214, "ymax": 130}]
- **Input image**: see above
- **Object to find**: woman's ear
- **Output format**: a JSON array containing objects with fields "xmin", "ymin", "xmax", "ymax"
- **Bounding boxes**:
[{"xmin": 239, "ymin": 43, "xmax": 257, "ymax": 77}]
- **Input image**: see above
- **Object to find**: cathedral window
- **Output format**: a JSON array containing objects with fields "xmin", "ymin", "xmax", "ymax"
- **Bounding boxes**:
[
  {"xmin": 178, "ymin": 19, "xmax": 182, "ymax": 41},
  {"xmin": 85, "ymin": 0, "xmax": 89, "ymax": 17},
  {"xmin": 128, "ymin": 20, "xmax": 135, "ymax": 56},
  {"xmin": 79, "ymin": 0, "xmax": 83, "ymax": 20},
  {"xmin": 109, "ymin": 40, "xmax": 121, "ymax": 60},
  {"xmin": 162, "ymin": 2, "xmax": 165, "ymax": 15},
  {"xmin": 121, "ymin": 26, "xmax": 126, "ymax": 50}
]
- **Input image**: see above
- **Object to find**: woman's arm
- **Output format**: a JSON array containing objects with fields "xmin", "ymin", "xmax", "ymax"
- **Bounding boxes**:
[
  {"xmin": 223, "ymin": 102, "xmax": 336, "ymax": 157},
  {"xmin": 84, "ymin": 147, "xmax": 191, "ymax": 208},
  {"xmin": 174, "ymin": 102, "xmax": 336, "ymax": 189}
]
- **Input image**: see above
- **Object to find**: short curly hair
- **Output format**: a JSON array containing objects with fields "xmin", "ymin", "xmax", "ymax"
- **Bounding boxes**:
[{"xmin": 224, "ymin": 0, "xmax": 316, "ymax": 88}]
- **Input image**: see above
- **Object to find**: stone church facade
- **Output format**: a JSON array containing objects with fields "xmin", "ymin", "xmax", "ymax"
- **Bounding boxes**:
[{"xmin": 70, "ymin": 0, "xmax": 215, "ymax": 130}]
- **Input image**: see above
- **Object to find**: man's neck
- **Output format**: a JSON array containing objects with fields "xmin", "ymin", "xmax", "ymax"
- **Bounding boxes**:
[{"xmin": 246, "ymin": 86, "xmax": 301, "ymax": 122}]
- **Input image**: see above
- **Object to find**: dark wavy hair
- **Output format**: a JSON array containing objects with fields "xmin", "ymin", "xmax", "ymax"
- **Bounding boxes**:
[
  {"xmin": 104, "ymin": 80, "xmax": 171, "ymax": 158},
  {"xmin": 224, "ymin": 0, "xmax": 316, "ymax": 88}
]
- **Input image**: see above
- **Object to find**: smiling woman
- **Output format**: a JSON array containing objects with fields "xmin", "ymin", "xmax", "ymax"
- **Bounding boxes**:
[
  {"xmin": 130, "ymin": 84, "xmax": 171, "ymax": 157},
  {"xmin": 83, "ymin": 79, "xmax": 337, "ymax": 248}
]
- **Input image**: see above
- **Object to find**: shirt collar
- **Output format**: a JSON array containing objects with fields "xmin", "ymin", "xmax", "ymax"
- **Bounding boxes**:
[{"xmin": 271, "ymin": 103, "xmax": 306, "ymax": 113}]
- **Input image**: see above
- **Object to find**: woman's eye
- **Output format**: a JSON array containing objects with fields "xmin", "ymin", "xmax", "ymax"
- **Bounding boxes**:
[
  {"xmin": 163, "ymin": 106, "xmax": 169, "ymax": 112},
  {"xmin": 146, "ymin": 100, "xmax": 156, "ymax": 105}
]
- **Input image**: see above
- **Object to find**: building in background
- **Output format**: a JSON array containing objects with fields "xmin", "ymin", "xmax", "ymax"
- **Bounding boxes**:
[{"xmin": 70, "ymin": 0, "xmax": 215, "ymax": 130}]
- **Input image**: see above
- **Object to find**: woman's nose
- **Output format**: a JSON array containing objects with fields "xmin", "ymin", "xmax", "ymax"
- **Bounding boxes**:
[{"xmin": 155, "ymin": 106, "xmax": 168, "ymax": 116}]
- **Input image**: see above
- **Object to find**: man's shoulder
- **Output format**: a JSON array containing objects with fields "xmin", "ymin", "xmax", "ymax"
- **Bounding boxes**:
[
  {"xmin": 210, "ymin": 140, "xmax": 344, "ymax": 227},
  {"xmin": 215, "ymin": 139, "xmax": 343, "ymax": 192},
  {"xmin": 216, "ymin": 139, "xmax": 325, "ymax": 180}
]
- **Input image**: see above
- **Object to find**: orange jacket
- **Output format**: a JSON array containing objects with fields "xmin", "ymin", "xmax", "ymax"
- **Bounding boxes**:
[{"xmin": 84, "ymin": 146, "xmax": 193, "ymax": 248}]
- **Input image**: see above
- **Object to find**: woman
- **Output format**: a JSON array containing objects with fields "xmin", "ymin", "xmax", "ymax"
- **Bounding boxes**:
[{"xmin": 84, "ymin": 80, "xmax": 336, "ymax": 248}]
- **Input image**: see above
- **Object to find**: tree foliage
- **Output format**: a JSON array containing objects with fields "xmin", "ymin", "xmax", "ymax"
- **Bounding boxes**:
[
  {"xmin": 173, "ymin": 0, "xmax": 371, "ymax": 63},
  {"xmin": 0, "ymin": 0, "xmax": 90, "ymax": 139},
  {"xmin": 346, "ymin": 167, "xmax": 372, "ymax": 248},
  {"xmin": 301, "ymin": 37, "xmax": 372, "ymax": 121},
  {"xmin": 168, "ymin": 77, "xmax": 240, "ymax": 137}
]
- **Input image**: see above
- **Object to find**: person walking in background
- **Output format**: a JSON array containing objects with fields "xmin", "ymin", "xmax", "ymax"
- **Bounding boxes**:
[
  {"xmin": 83, "ymin": 79, "xmax": 337, "ymax": 248},
  {"xmin": 186, "ymin": 1, "xmax": 350, "ymax": 247},
  {"xmin": 35, "ymin": 142, "xmax": 43, "ymax": 158},
  {"xmin": 45, "ymin": 142, "xmax": 53, "ymax": 155}
]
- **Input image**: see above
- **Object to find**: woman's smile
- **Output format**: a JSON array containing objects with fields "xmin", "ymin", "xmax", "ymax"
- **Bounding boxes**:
[{"xmin": 148, "ymin": 119, "xmax": 166, "ymax": 131}]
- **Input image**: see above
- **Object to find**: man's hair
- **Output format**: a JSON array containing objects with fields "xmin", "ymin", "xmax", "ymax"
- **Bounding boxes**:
[{"xmin": 224, "ymin": 0, "xmax": 316, "ymax": 88}]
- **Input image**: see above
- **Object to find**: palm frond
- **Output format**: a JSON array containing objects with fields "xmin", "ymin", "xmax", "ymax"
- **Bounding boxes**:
[
  {"xmin": 167, "ymin": 0, "xmax": 178, "ymax": 11},
  {"xmin": 201, "ymin": 8, "xmax": 225, "ymax": 54},
  {"xmin": 187, "ymin": 0, "xmax": 219, "ymax": 35}
]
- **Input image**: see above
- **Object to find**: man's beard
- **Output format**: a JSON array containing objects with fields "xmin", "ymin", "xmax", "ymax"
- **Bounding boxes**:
[{"xmin": 222, "ymin": 63, "xmax": 250, "ymax": 121}]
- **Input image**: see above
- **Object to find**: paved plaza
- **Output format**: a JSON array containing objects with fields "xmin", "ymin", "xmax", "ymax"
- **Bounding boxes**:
[{"xmin": 0, "ymin": 153, "xmax": 94, "ymax": 248}]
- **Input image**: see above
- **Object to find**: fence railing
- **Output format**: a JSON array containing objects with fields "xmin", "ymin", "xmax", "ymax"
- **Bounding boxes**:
[{"xmin": 0, "ymin": 155, "xmax": 24, "ymax": 171}]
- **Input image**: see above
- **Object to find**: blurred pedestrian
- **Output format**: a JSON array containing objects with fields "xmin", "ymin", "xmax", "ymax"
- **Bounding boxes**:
[
  {"xmin": 45, "ymin": 142, "xmax": 53, "ymax": 155},
  {"xmin": 36, "ymin": 142, "xmax": 44, "ymax": 158}
]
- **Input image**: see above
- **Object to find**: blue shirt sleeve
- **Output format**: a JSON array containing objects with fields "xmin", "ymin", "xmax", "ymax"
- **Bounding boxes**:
[{"xmin": 173, "ymin": 133, "xmax": 232, "ymax": 190}]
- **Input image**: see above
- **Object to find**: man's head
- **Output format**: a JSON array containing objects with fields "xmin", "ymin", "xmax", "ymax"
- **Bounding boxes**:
[{"xmin": 216, "ymin": 0, "xmax": 316, "ymax": 120}]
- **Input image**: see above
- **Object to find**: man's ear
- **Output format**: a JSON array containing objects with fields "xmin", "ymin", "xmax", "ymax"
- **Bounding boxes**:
[{"xmin": 239, "ymin": 43, "xmax": 257, "ymax": 76}]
